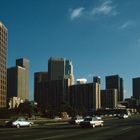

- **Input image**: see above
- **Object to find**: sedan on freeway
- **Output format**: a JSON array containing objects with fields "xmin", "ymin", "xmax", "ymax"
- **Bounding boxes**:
[
  {"xmin": 6, "ymin": 118, "xmax": 33, "ymax": 128},
  {"xmin": 80, "ymin": 116, "xmax": 104, "ymax": 128},
  {"xmin": 118, "ymin": 114, "xmax": 129, "ymax": 119},
  {"xmin": 69, "ymin": 116, "xmax": 84, "ymax": 125}
]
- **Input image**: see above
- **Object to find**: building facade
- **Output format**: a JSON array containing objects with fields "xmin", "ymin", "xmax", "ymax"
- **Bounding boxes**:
[
  {"xmin": 76, "ymin": 78, "xmax": 87, "ymax": 84},
  {"xmin": 45, "ymin": 79, "xmax": 70, "ymax": 113},
  {"xmin": 69, "ymin": 77, "xmax": 101, "ymax": 113},
  {"xmin": 106, "ymin": 75, "xmax": 124, "ymax": 101},
  {"xmin": 8, "ymin": 97, "xmax": 23, "ymax": 109},
  {"xmin": 65, "ymin": 60, "xmax": 74, "ymax": 85},
  {"xmin": 16, "ymin": 58, "xmax": 29, "ymax": 99},
  {"xmin": 133, "ymin": 77, "xmax": 140, "ymax": 100},
  {"xmin": 34, "ymin": 72, "xmax": 48, "ymax": 109},
  {"xmin": 34, "ymin": 57, "xmax": 75, "ymax": 113},
  {"xmin": 7, "ymin": 58, "xmax": 29, "ymax": 102},
  {"xmin": 48, "ymin": 58, "xmax": 65, "ymax": 81},
  {"xmin": 101, "ymin": 89, "xmax": 118, "ymax": 109},
  {"xmin": 48, "ymin": 57, "xmax": 74, "ymax": 85},
  {"xmin": 0, "ymin": 22, "xmax": 8, "ymax": 108}
]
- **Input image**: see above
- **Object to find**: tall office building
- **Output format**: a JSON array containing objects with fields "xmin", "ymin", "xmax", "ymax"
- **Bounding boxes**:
[
  {"xmin": 0, "ymin": 22, "xmax": 8, "ymax": 108},
  {"xmin": 34, "ymin": 57, "xmax": 74, "ymax": 112},
  {"xmin": 106, "ymin": 75, "xmax": 124, "ymax": 101},
  {"xmin": 48, "ymin": 57, "xmax": 74, "ymax": 85},
  {"xmin": 94, "ymin": 76, "xmax": 101, "ymax": 109},
  {"xmin": 133, "ymin": 77, "xmax": 140, "ymax": 99},
  {"xmin": 47, "ymin": 57, "xmax": 74, "ymax": 112},
  {"xmin": 34, "ymin": 72, "xmax": 48, "ymax": 109},
  {"xmin": 45, "ymin": 79, "xmax": 70, "ymax": 113},
  {"xmin": 48, "ymin": 58, "xmax": 65, "ymax": 81},
  {"xmin": 120, "ymin": 78, "xmax": 124, "ymax": 101},
  {"xmin": 16, "ymin": 58, "xmax": 29, "ymax": 99},
  {"xmin": 94, "ymin": 76, "xmax": 101, "ymax": 84},
  {"xmin": 70, "ymin": 77, "xmax": 101, "ymax": 112},
  {"xmin": 101, "ymin": 89, "xmax": 118, "ymax": 109},
  {"xmin": 7, "ymin": 58, "xmax": 29, "ymax": 101},
  {"xmin": 34, "ymin": 71, "xmax": 70, "ymax": 112},
  {"xmin": 65, "ymin": 60, "xmax": 74, "ymax": 85}
]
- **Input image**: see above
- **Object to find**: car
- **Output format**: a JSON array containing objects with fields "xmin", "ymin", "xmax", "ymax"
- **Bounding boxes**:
[
  {"xmin": 95, "ymin": 116, "xmax": 102, "ymax": 120},
  {"xmin": 85, "ymin": 115, "xmax": 102, "ymax": 120},
  {"xmin": 69, "ymin": 116, "xmax": 84, "ymax": 125},
  {"xmin": 80, "ymin": 116, "xmax": 104, "ymax": 128},
  {"xmin": 118, "ymin": 114, "xmax": 129, "ymax": 119},
  {"xmin": 53, "ymin": 116, "xmax": 62, "ymax": 121},
  {"xmin": 6, "ymin": 118, "xmax": 33, "ymax": 128}
]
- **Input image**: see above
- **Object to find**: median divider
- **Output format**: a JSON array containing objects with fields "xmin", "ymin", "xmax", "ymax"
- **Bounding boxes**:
[{"xmin": 31, "ymin": 118, "xmax": 69, "ymax": 126}]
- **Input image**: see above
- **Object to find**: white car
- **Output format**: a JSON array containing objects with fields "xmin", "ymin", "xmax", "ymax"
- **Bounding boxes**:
[
  {"xmin": 53, "ymin": 116, "xmax": 62, "ymax": 121},
  {"xmin": 69, "ymin": 116, "xmax": 84, "ymax": 125},
  {"xmin": 119, "ymin": 114, "xmax": 129, "ymax": 119},
  {"xmin": 95, "ymin": 116, "xmax": 102, "ymax": 120},
  {"xmin": 6, "ymin": 118, "xmax": 33, "ymax": 128},
  {"xmin": 80, "ymin": 116, "xmax": 104, "ymax": 128}
]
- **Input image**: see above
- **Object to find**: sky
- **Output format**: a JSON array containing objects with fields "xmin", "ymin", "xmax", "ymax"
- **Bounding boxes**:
[{"xmin": 0, "ymin": 0, "xmax": 140, "ymax": 100}]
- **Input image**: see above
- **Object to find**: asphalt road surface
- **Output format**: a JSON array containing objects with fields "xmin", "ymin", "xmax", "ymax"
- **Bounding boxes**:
[{"xmin": 0, "ymin": 115, "xmax": 140, "ymax": 140}]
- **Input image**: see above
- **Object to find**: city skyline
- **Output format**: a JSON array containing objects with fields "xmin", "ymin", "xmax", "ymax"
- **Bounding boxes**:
[{"xmin": 1, "ymin": 0, "xmax": 140, "ymax": 99}]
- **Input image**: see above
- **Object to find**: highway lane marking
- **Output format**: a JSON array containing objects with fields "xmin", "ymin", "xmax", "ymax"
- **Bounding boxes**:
[
  {"xmin": 121, "ymin": 127, "xmax": 132, "ymax": 131},
  {"xmin": 35, "ymin": 134, "xmax": 65, "ymax": 140},
  {"xmin": 35, "ymin": 127, "xmax": 110, "ymax": 140},
  {"xmin": 11, "ymin": 134, "xmax": 21, "ymax": 137},
  {"xmin": 36, "ymin": 126, "xmax": 111, "ymax": 140},
  {"xmin": 119, "ymin": 126, "xmax": 133, "ymax": 135}
]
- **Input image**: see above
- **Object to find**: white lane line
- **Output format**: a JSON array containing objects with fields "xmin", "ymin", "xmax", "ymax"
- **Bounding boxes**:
[
  {"xmin": 35, "ymin": 134, "xmax": 65, "ymax": 140},
  {"xmin": 119, "ymin": 126, "xmax": 133, "ymax": 135},
  {"xmin": 36, "ymin": 127, "xmax": 110, "ymax": 140},
  {"xmin": 11, "ymin": 135, "xmax": 21, "ymax": 137},
  {"xmin": 121, "ymin": 126, "xmax": 132, "ymax": 131}
]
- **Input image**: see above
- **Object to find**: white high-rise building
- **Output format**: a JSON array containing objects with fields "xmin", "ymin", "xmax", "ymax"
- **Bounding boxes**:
[{"xmin": 0, "ymin": 22, "xmax": 8, "ymax": 108}]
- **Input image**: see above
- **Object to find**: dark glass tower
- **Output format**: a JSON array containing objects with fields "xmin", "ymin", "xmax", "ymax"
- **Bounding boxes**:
[
  {"xmin": 48, "ymin": 57, "xmax": 65, "ymax": 81},
  {"xmin": 133, "ymin": 77, "xmax": 140, "ymax": 99},
  {"xmin": 106, "ymin": 75, "xmax": 124, "ymax": 101}
]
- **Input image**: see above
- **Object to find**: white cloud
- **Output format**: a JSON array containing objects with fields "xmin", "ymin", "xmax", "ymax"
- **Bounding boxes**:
[
  {"xmin": 120, "ymin": 21, "xmax": 135, "ymax": 29},
  {"xmin": 69, "ymin": 0, "xmax": 118, "ymax": 21},
  {"xmin": 70, "ymin": 7, "xmax": 85, "ymax": 20},
  {"xmin": 92, "ymin": 0, "xmax": 117, "ymax": 16}
]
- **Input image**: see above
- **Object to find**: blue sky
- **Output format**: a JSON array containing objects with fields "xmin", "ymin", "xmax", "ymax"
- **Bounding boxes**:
[{"xmin": 0, "ymin": 0, "xmax": 140, "ymax": 100}]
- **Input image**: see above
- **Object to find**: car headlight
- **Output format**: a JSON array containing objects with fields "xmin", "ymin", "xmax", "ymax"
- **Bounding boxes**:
[{"xmin": 12, "ymin": 122, "xmax": 17, "ymax": 125}]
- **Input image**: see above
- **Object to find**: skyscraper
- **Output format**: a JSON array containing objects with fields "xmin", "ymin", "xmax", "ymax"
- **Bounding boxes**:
[
  {"xmin": 48, "ymin": 57, "xmax": 65, "ymax": 81},
  {"xmin": 33, "ymin": 57, "xmax": 75, "ymax": 112},
  {"xmin": 106, "ymin": 75, "xmax": 124, "ymax": 101},
  {"xmin": 133, "ymin": 77, "xmax": 140, "ymax": 99},
  {"xmin": 34, "ymin": 72, "xmax": 48, "ymax": 109},
  {"xmin": 7, "ymin": 58, "xmax": 29, "ymax": 101},
  {"xmin": 101, "ymin": 89, "xmax": 118, "ymax": 109},
  {"xmin": 93, "ymin": 76, "xmax": 101, "ymax": 84},
  {"xmin": 16, "ymin": 58, "xmax": 29, "ymax": 99},
  {"xmin": 0, "ymin": 22, "xmax": 8, "ymax": 108},
  {"xmin": 65, "ymin": 60, "xmax": 74, "ymax": 85},
  {"xmin": 48, "ymin": 57, "xmax": 74, "ymax": 85}
]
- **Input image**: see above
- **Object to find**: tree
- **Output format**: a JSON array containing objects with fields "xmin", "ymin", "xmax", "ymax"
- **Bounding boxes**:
[{"xmin": 17, "ymin": 100, "xmax": 38, "ymax": 118}]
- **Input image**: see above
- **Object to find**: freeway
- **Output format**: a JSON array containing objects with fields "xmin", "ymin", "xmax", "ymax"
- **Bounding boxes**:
[{"xmin": 0, "ymin": 115, "xmax": 140, "ymax": 140}]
